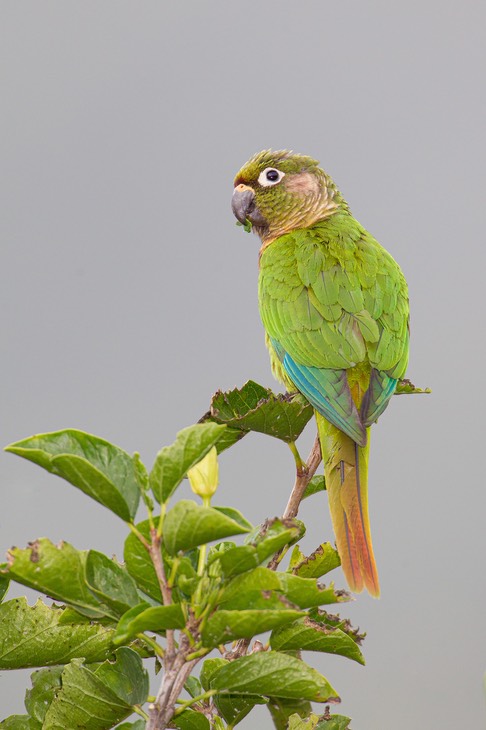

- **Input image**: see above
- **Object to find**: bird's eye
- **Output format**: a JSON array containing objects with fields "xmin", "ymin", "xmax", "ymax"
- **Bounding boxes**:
[{"xmin": 258, "ymin": 167, "xmax": 285, "ymax": 187}]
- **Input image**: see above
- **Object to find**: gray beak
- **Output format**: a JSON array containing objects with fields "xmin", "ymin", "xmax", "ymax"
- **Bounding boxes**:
[
  {"xmin": 232, "ymin": 187, "xmax": 255, "ymax": 224},
  {"xmin": 232, "ymin": 185, "xmax": 266, "ymax": 226}
]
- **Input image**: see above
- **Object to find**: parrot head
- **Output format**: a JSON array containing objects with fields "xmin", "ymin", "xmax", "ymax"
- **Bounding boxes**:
[{"xmin": 232, "ymin": 150, "xmax": 346, "ymax": 244}]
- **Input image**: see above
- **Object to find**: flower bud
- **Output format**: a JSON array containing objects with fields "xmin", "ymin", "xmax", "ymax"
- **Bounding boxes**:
[{"xmin": 187, "ymin": 446, "xmax": 219, "ymax": 498}]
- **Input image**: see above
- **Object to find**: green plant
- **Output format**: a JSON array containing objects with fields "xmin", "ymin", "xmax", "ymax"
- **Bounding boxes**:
[{"xmin": 1, "ymin": 378, "xmax": 425, "ymax": 729}]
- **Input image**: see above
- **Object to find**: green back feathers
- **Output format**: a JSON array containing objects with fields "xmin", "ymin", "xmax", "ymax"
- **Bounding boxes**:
[{"xmin": 258, "ymin": 212, "xmax": 409, "ymax": 435}]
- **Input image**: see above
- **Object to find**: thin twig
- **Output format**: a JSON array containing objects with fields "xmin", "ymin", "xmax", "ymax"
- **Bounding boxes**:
[
  {"xmin": 282, "ymin": 433, "xmax": 322, "ymax": 519},
  {"xmin": 147, "ymin": 654, "xmax": 199, "ymax": 730},
  {"xmin": 149, "ymin": 527, "xmax": 175, "ymax": 660},
  {"xmin": 267, "ymin": 434, "xmax": 321, "ymax": 570},
  {"xmin": 174, "ymin": 689, "xmax": 217, "ymax": 715}
]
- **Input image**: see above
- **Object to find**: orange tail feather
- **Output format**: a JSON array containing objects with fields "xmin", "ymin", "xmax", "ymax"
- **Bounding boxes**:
[{"xmin": 316, "ymin": 413, "xmax": 380, "ymax": 597}]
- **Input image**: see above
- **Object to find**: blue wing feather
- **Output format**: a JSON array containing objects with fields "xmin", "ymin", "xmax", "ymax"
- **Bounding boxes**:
[{"xmin": 282, "ymin": 352, "xmax": 367, "ymax": 446}]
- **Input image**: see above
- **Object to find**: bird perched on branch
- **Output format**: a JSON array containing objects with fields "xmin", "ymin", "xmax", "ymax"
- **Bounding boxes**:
[{"xmin": 232, "ymin": 150, "xmax": 409, "ymax": 597}]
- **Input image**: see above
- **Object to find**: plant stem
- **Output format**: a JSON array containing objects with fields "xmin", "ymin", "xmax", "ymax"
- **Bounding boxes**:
[
  {"xmin": 174, "ymin": 689, "xmax": 216, "ymax": 715},
  {"xmin": 288, "ymin": 440, "xmax": 306, "ymax": 475},
  {"xmin": 127, "ymin": 521, "xmax": 150, "ymax": 550},
  {"xmin": 268, "ymin": 434, "xmax": 322, "ymax": 569},
  {"xmin": 137, "ymin": 632, "xmax": 165, "ymax": 659},
  {"xmin": 134, "ymin": 705, "xmax": 150, "ymax": 721},
  {"xmin": 149, "ymin": 526, "xmax": 175, "ymax": 660},
  {"xmin": 167, "ymin": 557, "xmax": 181, "ymax": 588},
  {"xmin": 282, "ymin": 433, "xmax": 322, "ymax": 519},
  {"xmin": 147, "ymin": 653, "xmax": 200, "ymax": 730}
]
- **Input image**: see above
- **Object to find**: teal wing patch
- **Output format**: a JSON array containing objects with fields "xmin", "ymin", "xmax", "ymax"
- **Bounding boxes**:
[{"xmin": 281, "ymin": 350, "xmax": 367, "ymax": 447}]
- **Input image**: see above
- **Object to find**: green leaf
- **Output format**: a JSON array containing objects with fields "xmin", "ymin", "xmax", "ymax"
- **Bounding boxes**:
[
  {"xmin": 184, "ymin": 676, "xmax": 203, "ymax": 698},
  {"xmin": 42, "ymin": 650, "xmax": 147, "ymax": 728},
  {"xmin": 219, "ymin": 567, "xmax": 346, "ymax": 611},
  {"xmin": 175, "ymin": 555, "xmax": 201, "ymax": 596},
  {"xmin": 94, "ymin": 647, "xmax": 148, "ymax": 706},
  {"xmin": 196, "ymin": 417, "xmax": 247, "ymax": 455},
  {"xmin": 215, "ymin": 693, "xmax": 267, "ymax": 727},
  {"xmin": 215, "ymin": 519, "xmax": 305, "ymax": 579},
  {"xmin": 278, "ymin": 574, "xmax": 349, "ymax": 609},
  {"xmin": 213, "ymin": 425, "xmax": 247, "ymax": 454},
  {"xmin": 114, "ymin": 602, "xmax": 185, "ymax": 644},
  {"xmin": 289, "ymin": 543, "xmax": 341, "ymax": 579},
  {"xmin": 270, "ymin": 617, "xmax": 365, "ymax": 664},
  {"xmin": 85, "ymin": 551, "xmax": 141, "ymax": 618},
  {"xmin": 115, "ymin": 722, "xmax": 146, "ymax": 730},
  {"xmin": 201, "ymin": 661, "xmax": 266, "ymax": 727},
  {"xmin": 0, "ymin": 563, "xmax": 10, "ymax": 602},
  {"xmin": 0, "ymin": 598, "xmax": 116, "ymax": 669},
  {"xmin": 210, "ymin": 545, "xmax": 260, "ymax": 578},
  {"xmin": 210, "ymin": 651, "xmax": 339, "ymax": 702},
  {"xmin": 252, "ymin": 518, "xmax": 304, "ymax": 559},
  {"xmin": 210, "ymin": 381, "xmax": 313, "ymax": 442},
  {"xmin": 268, "ymin": 700, "xmax": 313, "ymax": 730},
  {"xmin": 172, "ymin": 710, "xmax": 210, "ymax": 730},
  {"xmin": 307, "ymin": 608, "xmax": 366, "ymax": 645},
  {"xmin": 42, "ymin": 659, "xmax": 132, "ymax": 728},
  {"xmin": 123, "ymin": 519, "xmax": 162, "ymax": 602},
  {"xmin": 7, "ymin": 539, "xmax": 105, "ymax": 617},
  {"xmin": 0, "ymin": 718, "xmax": 38, "ymax": 729},
  {"xmin": 218, "ymin": 567, "xmax": 282, "ymax": 607},
  {"xmin": 213, "ymin": 506, "xmax": 253, "ymax": 532},
  {"xmin": 6, "ymin": 430, "xmax": 140, "ymax": 521},
  {"xmin": 149, "ymin": 423, "xmax": 227, "ymax": 503},
  {"xmin": 287, "ymin": 713, "xmax": 321, "ymax": 729},
  {"xmin": 302, "ymin": 475, "xmax": 326, "ymax": 500},
  {"xmin": 200, "ymin": 657, "xmax": 228, "ymax": 691},
  {"xmin": 163, "ymin": 500, "xmax": 251, "ymax": 555},
  {"xmin": 25, "ymin": 667, "xmax": 63, "ymax": 723},
  {"xmin": 395, "ymin": 378, "xmax": 431, "ymax": 395},
  {"xmin": 202, "ymin": 605, "xmax": 303, "ymax": 646}
]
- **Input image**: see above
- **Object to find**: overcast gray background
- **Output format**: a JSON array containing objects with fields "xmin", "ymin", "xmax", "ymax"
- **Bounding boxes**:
[{"xmin": 1, "ymin": 2, "xmax": 485, "ymax": 727}]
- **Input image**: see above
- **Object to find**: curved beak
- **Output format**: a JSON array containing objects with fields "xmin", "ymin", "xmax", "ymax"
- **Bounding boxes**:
[{"xmin": 232, "ymin": 184, "xmax": 266, "ymax": 226}]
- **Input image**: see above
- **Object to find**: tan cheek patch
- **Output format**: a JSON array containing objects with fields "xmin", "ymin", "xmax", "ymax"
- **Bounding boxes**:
[{"xmin": 284, "ymin": 172, "xmax": 320, "ymax": 195}]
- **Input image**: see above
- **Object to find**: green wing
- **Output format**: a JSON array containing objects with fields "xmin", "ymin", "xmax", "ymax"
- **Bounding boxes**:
[{"xmin": 258, "ymin": 213, "xmax": 409, "ymax": 436}]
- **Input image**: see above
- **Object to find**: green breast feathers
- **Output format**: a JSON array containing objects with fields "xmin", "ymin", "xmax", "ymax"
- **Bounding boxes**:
[{"xmin": 259, "ymin": 213, "xmax": 409, "ymax": 378}]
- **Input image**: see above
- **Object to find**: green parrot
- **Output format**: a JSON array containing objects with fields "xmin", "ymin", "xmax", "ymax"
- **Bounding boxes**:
[{"xmin": 232, "ymin": 150, "xmax": 409, "ymax": 597}]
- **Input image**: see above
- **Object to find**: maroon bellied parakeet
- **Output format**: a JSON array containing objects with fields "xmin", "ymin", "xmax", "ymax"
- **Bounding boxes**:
[{"xmin": 232, "ymin": 150, "xmax": 409, "ymax": 596}]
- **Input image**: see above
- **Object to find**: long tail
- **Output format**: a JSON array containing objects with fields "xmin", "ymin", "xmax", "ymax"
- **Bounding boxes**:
[{"xmin": 316, "ymin": 411, "xmax": 380, "ymax": 597}]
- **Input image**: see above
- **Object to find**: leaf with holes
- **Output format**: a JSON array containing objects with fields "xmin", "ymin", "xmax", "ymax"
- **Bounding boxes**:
[
  {"xmin": 202, "ymin": 603, "xmax": 303, "ymax": 647},
  {"xmin": 0, "ymin": 598, "xmax": 115, "ymax": 669},
  {"xmin": 43, "ymin": 649, "xmax": 148, "ymax": 728},
  {"xmin": 288, "ymin": 543, "xmax": 340, "ymax": 579},
  {"xmin": 7, "ymin": 541, "xmax": 105, "ymax": 618},
  {"xmin": 24, "ymin": 667, "xmax": 63, "ymax": 725},
  {"xmin": 270, "ymin": 617, "xmax": 364, "ymax": 664},
  {"xmin": 209, "ymin": 652, "xmax": 339, "ymax": 702},
  {"xmin": 210, "ymin": 381, "xmax": 313, "ymax": 442}
]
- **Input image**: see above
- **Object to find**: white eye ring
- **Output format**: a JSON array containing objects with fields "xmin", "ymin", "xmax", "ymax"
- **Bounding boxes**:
[{"xmin": 258, "ymin": 167, "xmax": 285, "ymax": 187}]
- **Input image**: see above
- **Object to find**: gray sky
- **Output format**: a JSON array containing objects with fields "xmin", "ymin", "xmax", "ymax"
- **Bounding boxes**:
[{"xmin": 1, "ymin": 2, "xmax": 485, "ymax": 727}]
